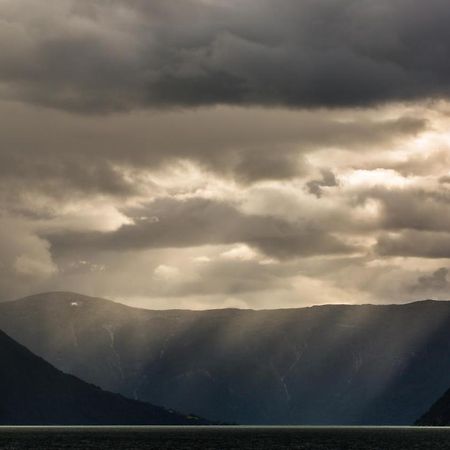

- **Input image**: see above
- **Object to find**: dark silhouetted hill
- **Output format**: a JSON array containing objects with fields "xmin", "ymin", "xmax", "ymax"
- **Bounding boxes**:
[
  {"xmin": 0, "ymin": 327, "xmax": 208, "ymax": 425},
  {"xmin": 416, "ymin": 387, "xmax": 450, "ymax": 426}
]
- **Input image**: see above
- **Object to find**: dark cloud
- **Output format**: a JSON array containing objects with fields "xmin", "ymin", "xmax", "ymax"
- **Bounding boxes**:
[
  {"xmin": 410, "ymin": 267, "xmax": 450, "ymax": 294},
  {"xmin": 352, "ymin": 187, "xmax": 450, "ymax": 232},
  {"xmin": 2, "ymin": 0, "xmax": 450, "ymax": 112},
  {"xmin": 376, "ymin": 230, "xmax": 450, "ymax": 259},
  {"xmin": 0, "ymin": 153, "xmax": 137, "ymax": 198},
  {"xmin": 47, "ymin": 197, "xmax": 356, "ymax": 260},
  {"xmin": 306, "ymin": 170, "xmax": 339, "ymax": 198}
]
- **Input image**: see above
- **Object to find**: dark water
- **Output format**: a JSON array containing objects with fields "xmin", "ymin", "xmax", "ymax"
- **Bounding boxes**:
[{"xmin": 0, "ymin": 426, "xmax": 449, "ymax": 450}]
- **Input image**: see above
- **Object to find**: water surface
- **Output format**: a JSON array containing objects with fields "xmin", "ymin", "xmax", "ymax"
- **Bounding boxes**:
[{"xmin": 0, "ymin": 426, "xmax": 449, "ymax": 449}]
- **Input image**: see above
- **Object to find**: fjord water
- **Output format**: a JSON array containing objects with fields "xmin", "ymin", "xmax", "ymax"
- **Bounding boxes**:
[{"xmin": 1, "ymin": 427, "xmax": 450, "ymax": 450}]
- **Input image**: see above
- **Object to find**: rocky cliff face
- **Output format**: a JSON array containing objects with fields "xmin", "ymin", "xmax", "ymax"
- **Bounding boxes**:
[
  {"xmin": 0, "ymin": 326, "xmax": 208, "ymax": 425},
  {"xmin": 1, "ymin": 292, "xmax": 450, "ymax": 425}
]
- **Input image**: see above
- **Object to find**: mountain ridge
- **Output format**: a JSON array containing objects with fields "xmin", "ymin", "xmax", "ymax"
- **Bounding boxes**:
[
  {"xmin": 2, "ymin": 292, "xmax": 450, "ymax": 425},
  {"xmin": 4, "ymin": 290, "xmax": 447, "ymax": 311}
]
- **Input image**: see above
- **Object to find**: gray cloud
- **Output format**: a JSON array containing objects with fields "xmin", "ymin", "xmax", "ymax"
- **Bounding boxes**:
[
  {"xmin": 368, "ymin": 150, "xmax": 450, "ymax": 178},
  {"xmin": 47, "ymin": 197, "xmax": 356, "ymax": 260},
  {"xmin": 346, "ymin": 186, "xmax": 450, "ymax": 234},
  {"xmin": 2, "ymin": 0, "xmax": 450, "ymax": 112},
  {"xmin": 376, "ymin": 231, "xmax": 450, "ymax": 259},
  {"xmin": 2, "ymin": 0, "xmax": 450, "ymax": 307},
  {"xmin": 306, "ymin": 170, "xmax": 339, "ymax": 198},
  {"xmin": 0, "ymin": 219, "xmax": 56, "ymax": 300},
  {"xmin": 0, "ymin": 102, "xmax": 425, "ymax": 211},
  {"xmin": 146, "ymin": 259, "xmax": 297, "ymax": 299},
  {"xmin": 410, "ymin": 267, "xmax": 450, "ymax": 295}
]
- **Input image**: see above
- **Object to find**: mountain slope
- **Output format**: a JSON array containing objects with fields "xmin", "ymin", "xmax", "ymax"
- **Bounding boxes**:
[
  {"xmin": 0, "ymin": 328, "xmax": 207, "ymax": 425},
  {"xmin": 1, "ymin": 292, "xmax": 450, "ymax": 425},
  {"xmin": 416, "ymin": 388, "xmax": 450, "ymax": 426}
]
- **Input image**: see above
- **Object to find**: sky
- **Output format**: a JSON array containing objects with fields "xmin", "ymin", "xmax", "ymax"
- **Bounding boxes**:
[{"xmin": 1, "ymin": 0, "xmax": 450, "ymax": 309}]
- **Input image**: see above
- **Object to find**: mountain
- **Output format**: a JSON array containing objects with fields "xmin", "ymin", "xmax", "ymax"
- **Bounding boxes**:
[
  {"xmin": 416, "ymin": 387, "xmax": 450, "ymax": 426},
  {"xmin": 1, "ymin": 292, "xmax": 450, "ymax": 425},
  {"xmin": 0, "ymin": 328, "xmax": 207, "ymax": 425}
]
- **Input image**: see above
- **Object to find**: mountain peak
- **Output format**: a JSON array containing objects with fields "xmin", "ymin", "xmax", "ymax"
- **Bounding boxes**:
[{"xmin": 15, "ymin": 291, "xmax": 109, "ymax": 303}]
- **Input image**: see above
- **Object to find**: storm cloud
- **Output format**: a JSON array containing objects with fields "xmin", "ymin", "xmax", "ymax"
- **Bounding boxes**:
[
  {"xmin": 1, "ymin": 0, "xmax": 450, "ymax": 307},
  {"xmin": 2, "ymin": 0, "xmax": 450, "ymax": 112}
]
